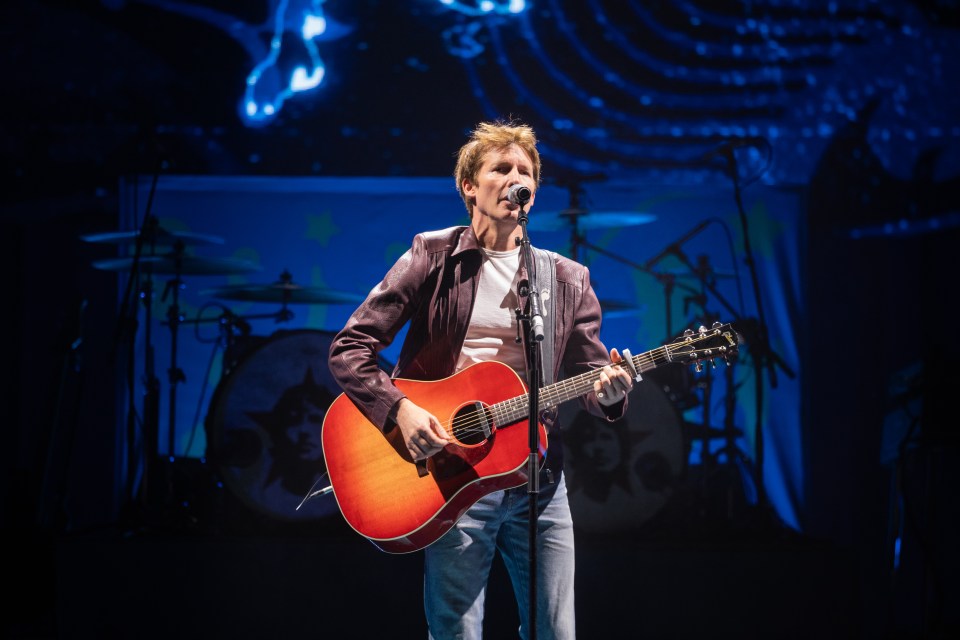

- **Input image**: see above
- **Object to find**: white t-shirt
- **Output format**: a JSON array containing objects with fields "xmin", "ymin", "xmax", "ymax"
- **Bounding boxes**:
[{"xmin": 455, "ymin": 247, "xmax": 527, "ymax": 377}]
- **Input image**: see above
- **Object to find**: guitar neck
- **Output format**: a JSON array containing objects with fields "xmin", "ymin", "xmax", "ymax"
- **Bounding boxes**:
[
  {"xmin": 489, "ymin": 345, "xmax": 671, "ymax": 425},
  {"xmin": 488, "ymin": 323, "xmax": 738, "ymax": 426}
]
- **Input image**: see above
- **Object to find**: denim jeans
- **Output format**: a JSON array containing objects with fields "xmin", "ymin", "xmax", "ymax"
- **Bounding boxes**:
[{"xmin": 424, "ymin": 474, "xmax": 576, "ymax": 640}]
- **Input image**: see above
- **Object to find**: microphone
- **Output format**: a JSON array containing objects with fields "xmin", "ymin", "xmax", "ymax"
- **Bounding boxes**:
[{"xmin": 507, "ymin": 184, "xmax": 531, "ymax": 206}]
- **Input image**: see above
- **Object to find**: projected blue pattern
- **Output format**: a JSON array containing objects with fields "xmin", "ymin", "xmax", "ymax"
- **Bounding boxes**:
[
  {"xmin": 436, "ymin": 0, "xmax": 527, "ymax": 17},
  {"xmin": 131, "ymin": 0, "xmax": 351, "ymax": 126},
  {"xmin": 242, "ymin": 0, "xmax": 329, "ymax": 125},
  {"xmin": 120, "ymin": 1, "xmax": 959, "ymax": 186},
  {"xmin": 438, "ymin": 0, "xmax": 959, "ymax": 184}
]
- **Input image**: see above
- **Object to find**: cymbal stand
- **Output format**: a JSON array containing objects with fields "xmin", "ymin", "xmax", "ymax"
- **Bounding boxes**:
[
  {"xmin": 160, "ymin": 241, "xmax": 187, "ymax": 471},
  {"xmin": 139, "ymin": 263, "xmax": 161, "ymax": 507},
  {"xmin": 695, "ymin": 338, "xmax": 715, "ymax": 518},
  {"xmin": 718, "ymin": 352, "xmax": 753, "ymax": 516},
  {"xmin": 112, "ymin": 159, "xmax": 168, "ymax": 519},
  {"xmin": 681, "ymin": 287, "xmax": 749, "ymax": 523},
  {"xmin": 123, "ymin": 214, "xmax": 162, "ymax": 510},
  {"xmin": 662, "ymin": 243, "xmax": 793, "ymax": 506},
  {"xmin": 561, "ymin": 185, "xmax": 594, "ymax": 267},
  {"xmin": 658, "ymin": 263, "xmax": 750, "ymax": 531}
]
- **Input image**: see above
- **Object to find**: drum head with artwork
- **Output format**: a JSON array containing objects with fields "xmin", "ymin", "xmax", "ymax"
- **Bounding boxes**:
[
  {"xmin": 205, "ymin": 329, "xmax": 390, "ymax": 523},
  {"xmin": 560, "ymin": 380, "xmax": 687, "ymax": 534}
]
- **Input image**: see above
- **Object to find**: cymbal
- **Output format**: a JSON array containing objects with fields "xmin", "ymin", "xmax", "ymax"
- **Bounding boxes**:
[
  {"xmin": 93, "ymin": 255, "xmax": 263, "ymax": 275},
  {"xmin": 527, "ymin": 208, "xmax": 657, "ymax": 232},
  {"xmin": 599, "ymin": 298, "xmax": 647, "ymax": 319},
  {"xmin": 201, "ymin": 282, "xmax": 366, "ymax": 305},
  {"xmin": 682, "ymin": 421, "xmax": 742, "ymax": 440},
  {"xmin": 650, "ymin": 268, "xmax": 736, "ymax": 280},
  {"xmin": 81, "ymin": 228, "xmax": 225, "ymax": 246},
  {"xmin": 598, "ymin": 298, "xmax": 640, "ymax": 311}
]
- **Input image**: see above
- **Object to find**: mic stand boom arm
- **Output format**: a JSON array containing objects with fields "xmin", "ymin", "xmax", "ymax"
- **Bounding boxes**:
[{"xmin": 570, "ymin": 233, "xmax": 703, "ymax": 338}]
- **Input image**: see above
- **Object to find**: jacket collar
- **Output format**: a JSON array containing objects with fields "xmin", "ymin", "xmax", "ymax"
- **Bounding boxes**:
[
  {"xmin": 451, "ymin": 224, "xmax": 483, "ymax": 258},
  {"xmin": 452, "ymin": 223, "xmax": 530, "ymax": 259}
]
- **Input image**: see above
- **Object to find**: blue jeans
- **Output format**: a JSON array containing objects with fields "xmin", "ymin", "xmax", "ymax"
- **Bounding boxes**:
[{"xmin": 424, "ymin": 474, "xmax": 576, "ymax": 640}]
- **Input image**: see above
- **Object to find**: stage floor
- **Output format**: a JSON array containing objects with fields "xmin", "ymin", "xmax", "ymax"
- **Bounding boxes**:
[{"xmin": 11, "ymin": 508, "xmax": 866, "ymax": 639}]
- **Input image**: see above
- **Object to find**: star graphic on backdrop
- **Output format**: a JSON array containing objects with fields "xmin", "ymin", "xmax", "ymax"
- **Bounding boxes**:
[{"xmin": 306, "ymin": 212, "xmax": 339, "ymax": 247}]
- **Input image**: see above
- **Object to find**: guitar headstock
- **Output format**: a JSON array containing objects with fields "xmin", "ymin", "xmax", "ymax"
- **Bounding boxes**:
[{"xmin": 667, "ymin": 322, "xmax": 740, "ymax": 371}]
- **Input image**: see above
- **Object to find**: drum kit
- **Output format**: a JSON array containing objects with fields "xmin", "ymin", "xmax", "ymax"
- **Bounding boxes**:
[
  {"xmin": 536, "ymin": 182, "xmax": 753, "ymax": 534},
  {"xmin": 84, "ymin": 216, "xmax": 367, "ymax": 523}
]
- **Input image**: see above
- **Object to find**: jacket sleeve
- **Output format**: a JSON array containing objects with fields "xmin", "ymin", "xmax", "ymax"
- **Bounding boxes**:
[
  {"xmin": 327, "ymin": 235, "xmax": 430, "ymax": 430},
  {"xmin": 559, "ymin": 261, "xmax": 629, "ymax": 423}
]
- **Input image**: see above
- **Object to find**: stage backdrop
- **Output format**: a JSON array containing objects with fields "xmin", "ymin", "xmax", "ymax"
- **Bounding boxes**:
[{"xmin": 112, "ymin": 174, "xmax": 803, "ymax": 531}]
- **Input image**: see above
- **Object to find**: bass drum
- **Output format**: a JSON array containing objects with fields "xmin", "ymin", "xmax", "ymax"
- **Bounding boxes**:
[
  {"xmin": 205, "ymin": 329, "xmax": 390, "ymax": 523},
  {"xmin": 559, "ymin": 379, "xmax": 686, "ymax": 534}
]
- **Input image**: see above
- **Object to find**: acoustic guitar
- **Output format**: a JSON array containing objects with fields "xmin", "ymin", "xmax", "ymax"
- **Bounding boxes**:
[{"xmin": 321, "ymin": 323, "xmax": 739, "ymax": 553}]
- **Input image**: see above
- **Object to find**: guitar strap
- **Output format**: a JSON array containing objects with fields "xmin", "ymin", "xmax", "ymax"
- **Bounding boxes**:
[
  {"xmin": 531, "ymin": 246, "xmax": 557, "ymax": 387},
  {"xmin": 531, "ymin": 247, "xmax": 560, "ymax": 484}
]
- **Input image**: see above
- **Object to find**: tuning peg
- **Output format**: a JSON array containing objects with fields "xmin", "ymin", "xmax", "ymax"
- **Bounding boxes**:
[
  {"xmin": 698, "ymin": 325, "xmax": 707, "ymax": 334},
  {"xmin": 683, "ymin": 328, "xmax": 695, "ymax": 338}
]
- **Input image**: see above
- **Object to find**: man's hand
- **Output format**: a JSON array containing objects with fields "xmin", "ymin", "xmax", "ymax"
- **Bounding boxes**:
[
  {"xmin": 593, "ymin": 348, "xmax": 634, "ymax": 406},
  {"xmin": 395, "ymin": 398, "xmax": 450, "ymax": 461}
]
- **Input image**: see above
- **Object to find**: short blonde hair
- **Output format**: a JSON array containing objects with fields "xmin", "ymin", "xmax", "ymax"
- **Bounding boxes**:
[{"xmin": 454, "ymin": 120, "xmax": 541, "ymax": 216}]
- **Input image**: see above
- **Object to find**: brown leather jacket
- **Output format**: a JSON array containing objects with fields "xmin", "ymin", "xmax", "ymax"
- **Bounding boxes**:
[{"xmin": 328, "ymin": 225, "xmax": 627, "ymax": 474}]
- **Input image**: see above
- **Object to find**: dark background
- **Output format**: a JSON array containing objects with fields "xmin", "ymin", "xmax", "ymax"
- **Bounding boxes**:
[{"xmin": 3, "ymin": 1, "xmax": 959, "ymax": 638}]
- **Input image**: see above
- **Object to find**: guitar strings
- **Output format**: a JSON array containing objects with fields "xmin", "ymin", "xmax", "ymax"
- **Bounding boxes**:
[
  {"xmin": 434, "ymin": 345, "xmax": 677, "ymax": 440},
  {"xmin": 434, "ymin": 329, "xmax": 734, "ymax": 441}
]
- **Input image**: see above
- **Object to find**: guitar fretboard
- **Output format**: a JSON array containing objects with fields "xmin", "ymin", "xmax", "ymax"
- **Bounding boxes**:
[
  {"xmin": 488, "ymin": 326, "xmax": 736, "ymax": 426},
  {"xmin": 488, "ymin": 347, "xmax": 674, "ymax": 426}
]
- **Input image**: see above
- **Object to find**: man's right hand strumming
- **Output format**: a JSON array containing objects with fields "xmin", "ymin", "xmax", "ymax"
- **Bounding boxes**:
[{"xmin": 396, "ymin": 398, "xmax": 450, "ymax": 461}]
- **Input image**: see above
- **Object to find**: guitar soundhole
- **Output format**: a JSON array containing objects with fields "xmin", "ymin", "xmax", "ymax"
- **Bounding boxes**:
[{"xmin": 451, "ymin": 402, "xmax": 494, "ymax": 446}]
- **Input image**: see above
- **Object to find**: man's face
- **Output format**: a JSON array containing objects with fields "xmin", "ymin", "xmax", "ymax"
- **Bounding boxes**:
[
  {"xmin": 283, "ymin": 400, "xmax": 325, "ymax": 462},
  {"xmin": 584, "ymin": 427, "xmax": 622, "ymax": 473},
  {"xmin": 462, "ymin": 144, "xmax": 537, "ymax": 224}
]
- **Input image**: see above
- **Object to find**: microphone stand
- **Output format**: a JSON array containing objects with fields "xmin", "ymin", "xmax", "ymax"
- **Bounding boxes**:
[
  {"xmin": 716, "ymin": 148, "xmax": 794, "ymax": 509},
  {"xmin": 515, "ymin": 202, "xmax": 543, "ymax": 640}
]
